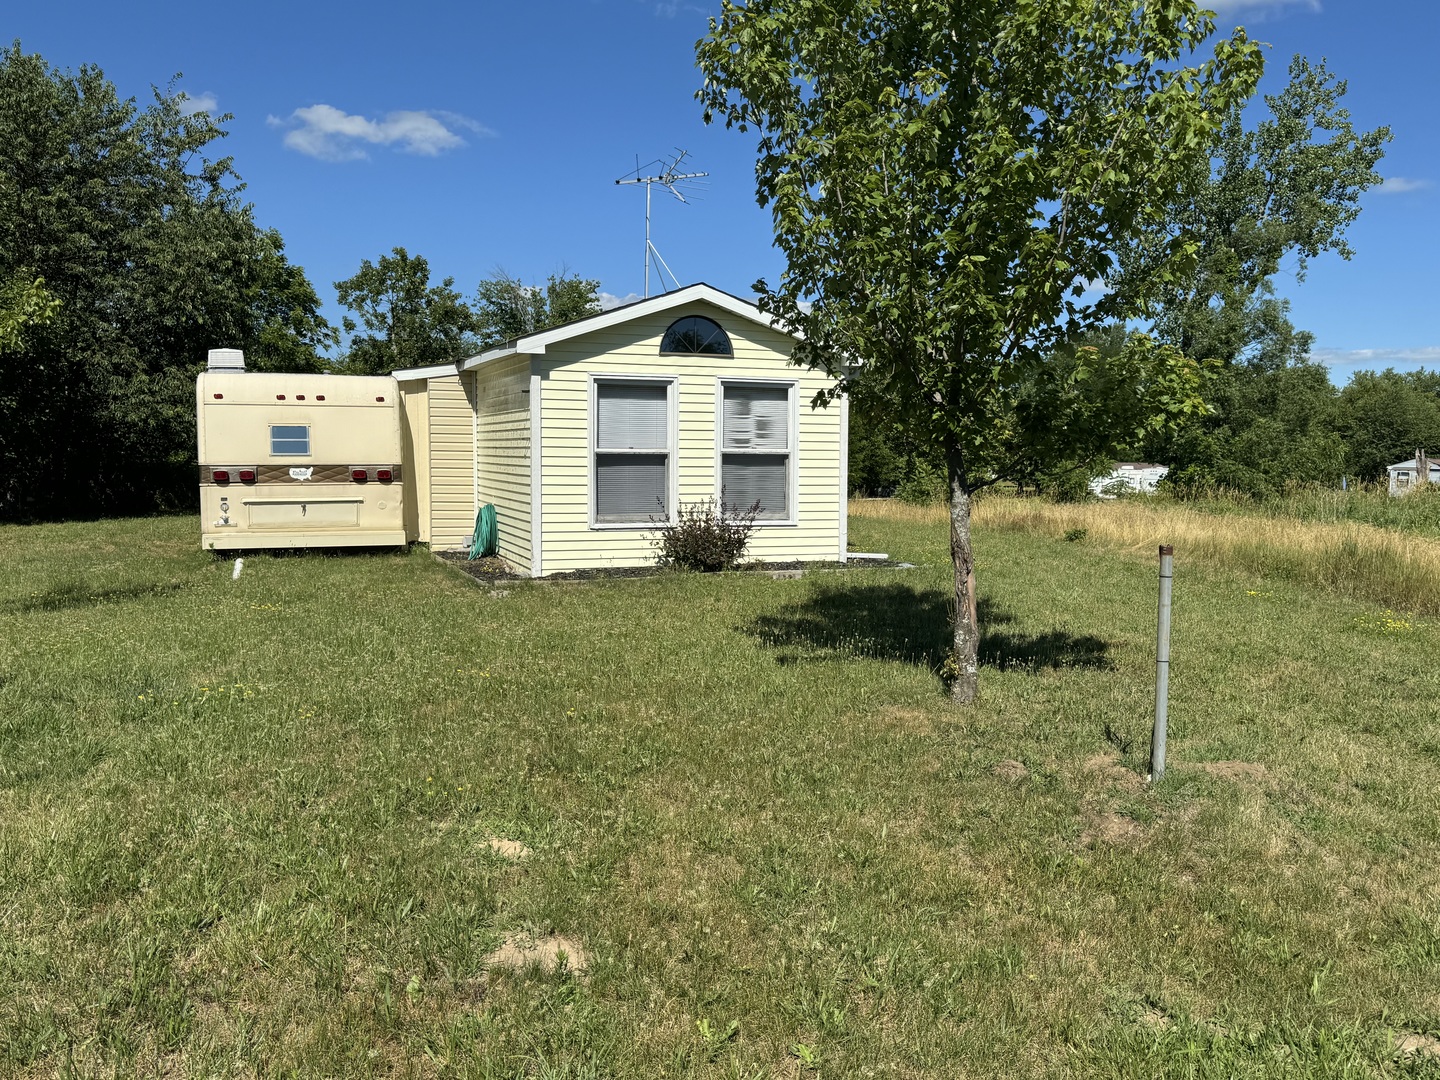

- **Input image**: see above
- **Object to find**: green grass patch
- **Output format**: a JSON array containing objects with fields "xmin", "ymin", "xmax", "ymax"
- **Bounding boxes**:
[{"xmin": 2, "ymin": 510, "xmax": 1440, "ymax": 1076}]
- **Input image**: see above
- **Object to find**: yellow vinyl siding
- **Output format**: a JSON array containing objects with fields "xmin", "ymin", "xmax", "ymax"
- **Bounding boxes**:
[
  {"xmin": 397, "ymin": 380, "xmax": 430, "ymax": 542},
  {"xmin": 474, "ymin": 355, "xmax": 532, "ymax": 569},
  {"xmin": 537, "ymin": 302, "xmax": 841, "ymax": 573},
  {"xmin": 428, "ymin": 373, "xmax": 476, "ymax": 550}
]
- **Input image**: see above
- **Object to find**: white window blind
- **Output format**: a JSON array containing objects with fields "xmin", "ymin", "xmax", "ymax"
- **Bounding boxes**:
[
  {"xmin": 594, "ymin": 381, "xmax": 670, "ymax": 523},
  {"xmin": 722, "ymin": 385, "xmax": 789, "ymax": 450},
  {"xmin": 597, "ymin": 383, "xmax": 668, "ymax": 449},
  {"xmin": 721, "ymin": 383, "xmax": 792, "ymax": 521}
]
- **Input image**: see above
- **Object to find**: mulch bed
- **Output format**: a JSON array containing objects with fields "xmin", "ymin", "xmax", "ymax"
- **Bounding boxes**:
[{"xmin": 434, "ymin": 551, "xmax": 903, "ymax": 584}]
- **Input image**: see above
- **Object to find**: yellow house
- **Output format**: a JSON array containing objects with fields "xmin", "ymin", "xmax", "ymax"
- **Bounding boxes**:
[{"xmin": 392, "ymin": 284, "xmax": 849, "ymax": 576}]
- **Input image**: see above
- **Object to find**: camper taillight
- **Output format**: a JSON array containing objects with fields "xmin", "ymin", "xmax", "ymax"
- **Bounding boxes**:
[
  {"xmin": 351, "ymin": 469, "xmax": 369, "ymax": 482},
  {"xmin": 210, "ymin": 468, "xmax": 256, "ymax": 485},
  {"xmin": 376, "ymin": 469, "xmax": 393, "ymax": 482}
]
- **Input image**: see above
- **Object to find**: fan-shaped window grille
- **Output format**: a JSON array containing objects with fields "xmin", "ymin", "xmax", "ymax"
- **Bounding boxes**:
[{"xmin": 661, "ymin": 316, "xmax": 732, "ymax": 356}]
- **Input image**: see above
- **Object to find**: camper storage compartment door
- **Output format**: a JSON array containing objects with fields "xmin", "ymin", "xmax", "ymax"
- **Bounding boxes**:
[{"xmin": 243, "ymin": 497, "xmax": 362, "ymax": 528}]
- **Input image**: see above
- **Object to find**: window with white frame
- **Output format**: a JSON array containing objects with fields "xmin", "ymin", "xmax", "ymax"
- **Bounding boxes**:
[
  {"xmin": 719, "ymin": 382, "xmax": 792, "ymax": 521},
  {"xmin": 270, "ymin": 424, "xmax": 310, "ymax": 455},
  {"xmin": 593, "ymin": 379, "xmax": 672, "ymax": 524}
]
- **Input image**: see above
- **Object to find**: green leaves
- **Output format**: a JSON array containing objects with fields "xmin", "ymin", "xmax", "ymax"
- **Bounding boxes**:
[
  {"xmin": 699, "ymin": 0, "xmax": 1265, "ymax": 488},
  {"xmin": 472, "ymin": 269, "xmax": 602, "ymax": 351},
  {"xmin": 334, "ymin": 248, "xmax": 478, "ymax": 376},
  {"xmin": 0, "ymin": 44, "xmax": 335, "ymax": 518}
]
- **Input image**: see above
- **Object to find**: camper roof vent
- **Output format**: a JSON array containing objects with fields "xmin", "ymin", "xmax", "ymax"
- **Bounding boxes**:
[{"xmin": 207, "ymin": 348, "xmax": 245, "ymax": 372}]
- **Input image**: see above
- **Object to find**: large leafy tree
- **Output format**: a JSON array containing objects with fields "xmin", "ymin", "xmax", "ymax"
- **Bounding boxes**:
[
  {"xmin": 334, "ymin": 248, "xmax": 479, "ymax": 374},
  {"xmin": 698, "ymin": 1, "xmax": 1263, "ymax": 702},
  {"xmin": 1130, "ymin": 56, "xmax": 1388, "ymax": 491},
  {"xmin": 0, "ymin": 44, "xmax": 335, "ymax": 519},
  {"xmin": 473, "ymin": 269, "xmax": 602, "ymax": 349},
  {"xmin": 1131, "ymin": 56, "xmax": 1389, "ymax": 364}
]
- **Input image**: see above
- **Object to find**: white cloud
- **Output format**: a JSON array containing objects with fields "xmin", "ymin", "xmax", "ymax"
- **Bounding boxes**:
[
  {"xmin": 178, "ymin": 91, "xmax": 217, "ymax": 116},
  {"xmin": 272, "ymin": 104, "xmax": 491, "ymax": 162},
  {"xmin": 599, "ymin": 291, "xmax": 643, "ymax": 311},
  {"xmin": 1375, "ymin": 177, "xmax": 1431, "ymax": 195},
  {"xmin": 648, "ymin": 0, "xmax": 708, "ymax": 16},
  {"xmin": 1311, "ymin": 346, "xmax": 1440, "ymax": 369},
  {"xmin": 1206, "ymin": 0, "xmax": 1320, "ymax": 17}
]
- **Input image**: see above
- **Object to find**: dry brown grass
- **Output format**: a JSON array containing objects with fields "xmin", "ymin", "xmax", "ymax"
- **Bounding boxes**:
[
  {"xmin": 963, "ymin": 496, "xmax": 1440, "ymax": 614},
  {"xmin": 849, "ymin": 498, "xmax": 948, "ymax": 526},
  {"xmin": 852, "ymin": 496, "xmax": 1440, "ymax": 614}
]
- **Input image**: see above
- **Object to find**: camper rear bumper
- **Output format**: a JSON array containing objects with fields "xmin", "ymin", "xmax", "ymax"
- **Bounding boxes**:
[{"xmin": 202, "ymin": 529, "xmax": 407, "ymax": 551}]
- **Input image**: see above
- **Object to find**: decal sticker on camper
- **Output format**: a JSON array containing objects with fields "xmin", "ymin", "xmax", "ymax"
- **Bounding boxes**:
[{"xmin": 289, "ymin": 467, "xmax": 314, "ymax": 481}]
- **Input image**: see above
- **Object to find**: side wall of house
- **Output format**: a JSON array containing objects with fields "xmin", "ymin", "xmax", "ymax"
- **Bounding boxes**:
[
  {"xmin": 474, "ymin": 354, "xmax": 532, "ymax": 569},
  {"xmin": 428, "ymin": 372, "xmax": 477, "ymax": 550},
  {"xmin": 536, "ymin": 301, "xmax": 842, "ymax": 574},
  {"xmin": 397, "ymin": 379, "xmax": 430, "ymax": 542}
]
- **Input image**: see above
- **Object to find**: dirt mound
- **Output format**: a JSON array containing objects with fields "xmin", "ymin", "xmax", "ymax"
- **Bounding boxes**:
[
  {"xmin": 484, "ymin": 932, "xmax": 588, "ymax": 977},
  {"xmin": 485, "ymin": 836, "xmax": 532, "ymax": 860},
  {"xmin": 993, "ymin": 759, "xmax": 1029, "ymax": 781}
]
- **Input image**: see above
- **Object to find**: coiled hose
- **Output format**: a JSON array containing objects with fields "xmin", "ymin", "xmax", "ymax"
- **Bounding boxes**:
[{"xmin": 469, "ymin": 503, "xmax": 497, "ymax": 559}]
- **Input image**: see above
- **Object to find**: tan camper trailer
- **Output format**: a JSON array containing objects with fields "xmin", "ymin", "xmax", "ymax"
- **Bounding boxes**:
[{"xmin": 197, "ymin": 349, "xmax": 406, "ymax": 550}]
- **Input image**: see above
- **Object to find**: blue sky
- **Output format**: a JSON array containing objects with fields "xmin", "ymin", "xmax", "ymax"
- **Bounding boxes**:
[{"xmin": 9, "ymin": 1, "xmax": 1436, "ymax": 383}]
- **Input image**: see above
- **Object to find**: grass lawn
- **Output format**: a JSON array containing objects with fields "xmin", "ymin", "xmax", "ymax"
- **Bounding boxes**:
[{"xmin": 3, "ymin": 502, "xmax": 1440, "ymax": 1077}]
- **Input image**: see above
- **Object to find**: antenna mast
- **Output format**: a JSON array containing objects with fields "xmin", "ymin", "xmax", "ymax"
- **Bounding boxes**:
[{"xmin": 615, "ymin": 150, "xmax": 708, "ymax": 297}]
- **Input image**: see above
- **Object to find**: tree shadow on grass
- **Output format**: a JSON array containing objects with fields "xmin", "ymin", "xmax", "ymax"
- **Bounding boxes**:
[
  {"xmin": 746, "ymin": 582, "xmax": 1112, "ymax": 673},
  {"xmin": 5, "ymin": 580, "xmax": 188, "ymax": 614}
]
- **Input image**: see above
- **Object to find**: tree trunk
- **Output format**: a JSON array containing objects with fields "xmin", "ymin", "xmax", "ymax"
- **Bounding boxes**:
[{"xmin": 947, "ymin": 448, "xmax": 980, "ymax": 704}]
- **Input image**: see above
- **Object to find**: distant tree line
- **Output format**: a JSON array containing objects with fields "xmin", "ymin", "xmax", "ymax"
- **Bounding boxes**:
[{"xmin": 0, "ymin": 44, "xmax": 600, "ymax": 520}]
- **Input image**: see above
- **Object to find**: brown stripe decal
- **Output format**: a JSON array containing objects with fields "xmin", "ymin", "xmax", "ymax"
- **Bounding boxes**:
[{"xmin": 199, "ymin": 464, "xmax": 402, "ymax": 486}]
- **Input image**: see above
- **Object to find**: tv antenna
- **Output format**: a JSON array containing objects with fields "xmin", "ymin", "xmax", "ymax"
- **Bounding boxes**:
[{"xmin": 615, "ymin": 149, "xmax": 708, "ymax": 297}]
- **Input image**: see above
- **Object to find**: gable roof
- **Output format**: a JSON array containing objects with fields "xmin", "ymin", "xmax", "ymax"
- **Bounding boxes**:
[{"xmin": 390, "ymin": 283, "xmax": 798, "ymax": 382}]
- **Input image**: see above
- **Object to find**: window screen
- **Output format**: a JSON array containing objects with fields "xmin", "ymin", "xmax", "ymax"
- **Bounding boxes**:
[
  {"xmin": 594, "ymin": 381, "xmax": 670, "ymax": 523},
  {"xmin": 271, "ymin": 424, "xmax": 310, "ymax": 456},
  {"xmin": 720, "ymin": 384, "xmax": 791, "ymax": 521}
]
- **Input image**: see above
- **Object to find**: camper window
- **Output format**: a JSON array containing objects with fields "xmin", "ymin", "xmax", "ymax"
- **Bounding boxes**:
[{"xmin": 271, "ymin": 425, "xmax": 310, "ymax": 456}]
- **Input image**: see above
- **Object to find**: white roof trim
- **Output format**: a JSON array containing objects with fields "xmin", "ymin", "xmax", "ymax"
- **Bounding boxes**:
[
  {"xmin": 457, "ymin": 283, "xmax": 797, "ymax": 372},
  {"xmin": 391, "ymin": 361, "xmax": 461, "ymax": 381},
  {"xmin": 387, "ymin": 284, "xmax": 800, "ymax": 382}
]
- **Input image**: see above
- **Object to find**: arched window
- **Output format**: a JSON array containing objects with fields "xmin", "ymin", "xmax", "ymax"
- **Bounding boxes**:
[{"xmin": 661, "ymin": 315, "xmax": 732, "ymax": 356}]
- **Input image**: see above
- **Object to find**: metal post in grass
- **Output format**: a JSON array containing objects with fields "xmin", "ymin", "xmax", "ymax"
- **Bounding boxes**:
[{"xmin": 1150, "ymin": 545, "xmax": 1174, "ymax": 782}]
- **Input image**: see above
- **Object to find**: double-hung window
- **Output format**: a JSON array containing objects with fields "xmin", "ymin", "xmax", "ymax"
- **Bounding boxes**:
[
  {"xmin": 593, "ymin": 379, "xmax": 673, "ymax": 524},
  {"xmin": 719, "ymin": 381, "xmax": 793, "ymax": 522}
]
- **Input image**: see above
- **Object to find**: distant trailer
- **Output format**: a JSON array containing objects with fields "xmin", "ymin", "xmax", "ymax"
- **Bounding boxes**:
[{"xmin": 197, "ymin": 349, "xmax": 406, "ymax": 551}]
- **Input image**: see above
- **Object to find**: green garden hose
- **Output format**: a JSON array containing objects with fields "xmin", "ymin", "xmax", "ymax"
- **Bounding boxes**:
[{"xmin": 469, "ymin": 503, "xmax": 497, "ymax": 560}]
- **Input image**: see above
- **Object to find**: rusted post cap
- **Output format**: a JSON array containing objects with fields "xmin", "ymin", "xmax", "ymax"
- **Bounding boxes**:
[{"xmin": 1159, "ymin": 545, "xmax": 1174, "ymax": 556}]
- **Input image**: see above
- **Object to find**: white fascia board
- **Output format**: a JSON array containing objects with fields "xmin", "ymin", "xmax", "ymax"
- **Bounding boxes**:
[
  {"xmin": 391, "ymin": 361, "xmax": 461, "ymax": 381},
  {"xmin": 446, "ymin": 284, "xmax": 803, "ymax": 376},
  {"xmin": 485, "ymin": 285, "xmax": 802, "ymax": 363},
  {"xmin": 458, "ymin": 343, "xmax": 543, "ymax": 373}
]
